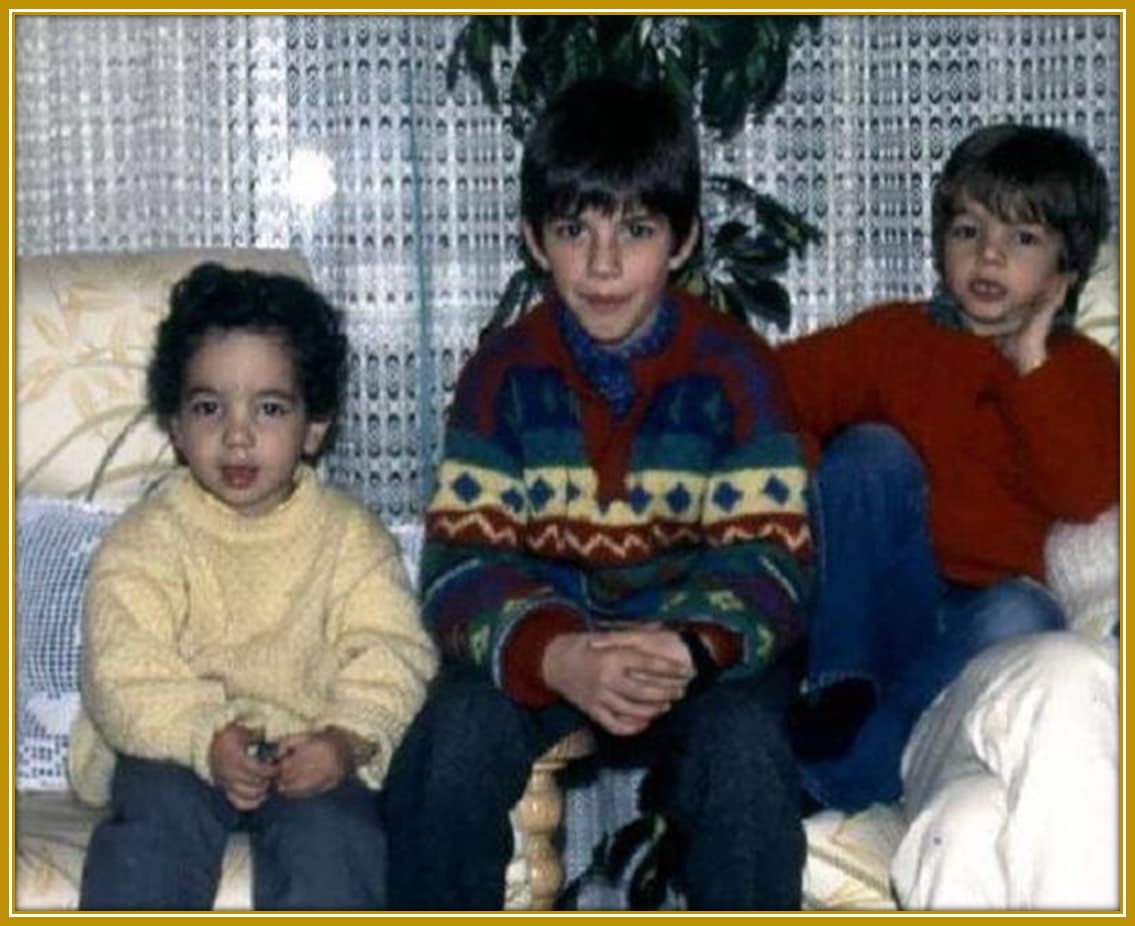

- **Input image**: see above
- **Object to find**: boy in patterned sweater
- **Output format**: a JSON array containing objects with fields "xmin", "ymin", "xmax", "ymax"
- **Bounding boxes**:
[
  {"xmin": 71, "ymin": 263, "xmax": 438, "ymax": 909},
  {"xmin": 383, "ymin": 76, "xmax": 814, "ymax": 910}
]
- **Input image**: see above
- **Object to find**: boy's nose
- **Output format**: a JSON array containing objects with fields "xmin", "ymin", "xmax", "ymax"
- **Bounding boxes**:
[
  {"xmin": 587, "ymin": 235, "xmax": 622, "ymax": 277},
  {"xmin": 222, "ymin": 415, "xmax": 254, "ymax": 448},
  {"xmin": 977, "ymin": 232, "xmax": 1006, "ymax": 264}
]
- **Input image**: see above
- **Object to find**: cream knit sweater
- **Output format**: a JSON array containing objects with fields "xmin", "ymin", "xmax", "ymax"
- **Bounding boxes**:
[{"xmin": 68, "ymin": 466, "xmax": 438, "ymax": 806}]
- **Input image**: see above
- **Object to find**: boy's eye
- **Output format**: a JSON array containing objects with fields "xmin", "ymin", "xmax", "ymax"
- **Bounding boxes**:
[
  {"xmin": 1014, "ymin": 228, "xmax": 1043, "ymax": 246},
  {"xmin": 624, "ymin": 220, "xmax": 657, "ymax": 240},
  {"xmin": 188, "ymin": 398, "xmax": 220, "ymax": 418},
  {"xmin": 550, "ymin": 220, "xmax": 583, "ymax": 240},
  {"xmin": 259, "ymin": 399, "xmax": 291, "ymax": 418},
  {"xmin": 949, "ymin": 220, "xmax": 978, "ymax": 240}
]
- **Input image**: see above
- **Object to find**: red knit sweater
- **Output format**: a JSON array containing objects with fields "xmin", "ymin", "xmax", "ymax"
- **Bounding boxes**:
[{"xmin": 778, "ymin": 301, "xmax": 1119, "ymax": 586}]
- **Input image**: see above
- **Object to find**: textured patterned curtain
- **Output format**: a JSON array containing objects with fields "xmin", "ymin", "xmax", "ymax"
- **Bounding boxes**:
[{"xmin": 15, "ymin": 14, "xmax": 1121, "ymax": 518}]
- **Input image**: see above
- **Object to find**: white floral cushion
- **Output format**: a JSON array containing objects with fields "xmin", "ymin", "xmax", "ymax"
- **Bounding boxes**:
[
  {"xmin": 802, "ymin": 805, "xmax": 903, "ymax": 909},
  {"xmin": 16, "ymin": 249, "xmax": 312, "ymax": 508}
]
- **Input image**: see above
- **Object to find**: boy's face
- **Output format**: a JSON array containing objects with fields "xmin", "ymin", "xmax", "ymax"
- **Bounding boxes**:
[
  {"xmin": 523, "ymin": 202, "xmax": 698, "ymax": 344},
  {"xmin": 170, "ymin": 329, "xmax": 328, "ymax": 516},
  {"xmin": 941, "ymin": 196, "xmax": 1074, "ymax": 338}
]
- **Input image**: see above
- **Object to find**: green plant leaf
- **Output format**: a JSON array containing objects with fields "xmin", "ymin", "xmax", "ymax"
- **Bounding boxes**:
[
  {"xmin": 751, "ymin": 193, "xmax": 824, "ymax": 254},
  {"xmin": 710, "ymin": 219, "xmax": 749, "ymax": 249},
  {"xmin": 479, "ymin": 266, "xmax": 545, "ymax": 345},
  {"xmin": 445, "ymin": 17, "xmax": 511, "ymax": 108},
  {"xmin": 443, "ymin": 14, "xmax": 822, "ymax": 335},
  {"xmin": 720, "ymin": 276, "xmax": 792, "ymax": 331},
  {"xmin": 720, "ymin": 231, "xmax": 790, "ymax": 271}
]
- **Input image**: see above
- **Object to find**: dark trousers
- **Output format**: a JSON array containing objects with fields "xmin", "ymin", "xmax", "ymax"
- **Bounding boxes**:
[
  {"xmin": 80, "ymin": 756, "xmax": 386, "ymax": 910},
  {"xmin": 383, "ymin": 661, "xmax": 804, "ymax": 910},
  {"xmin": 801, "ymin": 424, "xmax": 1065, "ymax": 811}
]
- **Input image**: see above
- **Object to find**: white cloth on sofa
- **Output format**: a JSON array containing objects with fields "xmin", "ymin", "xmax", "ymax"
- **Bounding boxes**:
[{"xmin": 892, "ymin": 632, "xmax": 1118, "ymax": 909}]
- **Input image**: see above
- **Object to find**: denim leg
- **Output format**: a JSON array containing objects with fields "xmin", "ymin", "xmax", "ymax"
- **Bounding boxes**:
[
  {"xmin": 653, "ymin": 663, "xmax": 804, "ymax": 910},
  {"xmin": 250, "ymin": 778, "xmax": 386, "ymax": 910},
  {"xmin": 382, "ymin": 665, "xmax": 584, "ymax": 910},
  {"xmin": 804, "ymin": 578, "xmax": 1066, "ymax": 812},
  {"xmin": 80, "ymin": 757, "xmax": 232, "ymax": 910},
  {"xmin": 805, "ymin": 424, "xmax": 941, "ymax": 693},
  {"xmin": 918, "ymin": 578, "xmax": 1066, "ymax": 708}
]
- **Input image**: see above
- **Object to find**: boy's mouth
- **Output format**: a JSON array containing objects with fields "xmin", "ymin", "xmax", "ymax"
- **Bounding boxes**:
[
  {"xmin": 221, "ymin": 465, "xmax": 258, "ymax": 489},
  {"xmin": 968, "ymin": 278, "xmax": 1007, "ymax": 301},
  {"xmin": 583, "ymin": 293, "xmax": 628, "ymax": 313}
]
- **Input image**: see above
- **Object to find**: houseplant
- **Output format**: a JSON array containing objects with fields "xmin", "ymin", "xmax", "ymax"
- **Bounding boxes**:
[{"xmin": 445, "ymin": 14, "xmax": 823, "ymax": 340}]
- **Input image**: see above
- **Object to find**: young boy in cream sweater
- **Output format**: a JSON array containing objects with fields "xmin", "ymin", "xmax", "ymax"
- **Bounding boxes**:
[{"xmin": 70, "ymin": 262, "xmax": 437, "ymax": 910}]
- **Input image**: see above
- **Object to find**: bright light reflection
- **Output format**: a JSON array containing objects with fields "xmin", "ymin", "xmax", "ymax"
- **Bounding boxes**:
[{"xmin": 287, "ymin": 148, "xmax": 336, "ymax": 208}]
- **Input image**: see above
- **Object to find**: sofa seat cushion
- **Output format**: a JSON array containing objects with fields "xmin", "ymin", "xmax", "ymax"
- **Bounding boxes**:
[
  {"xmin": 15, "ymin": 790, "xmax": 534, "ymax": 911},
  {"xmin": 15, "ymin": 791, "xmax": 254, "ymax": 910},
  {"xmin": 802, "ymin": 804, "xmax": 904, "ymax": 909}
]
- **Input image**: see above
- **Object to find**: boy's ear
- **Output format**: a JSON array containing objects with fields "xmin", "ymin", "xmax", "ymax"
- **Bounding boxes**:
[
  {"xmin": 169, "ymin": 417, "xmax": 185, "ymax": 455},
  {"xmin": 522, "ymin": 221, "xmax": 551, "ymax": 271},
  {"xmin": 303, "ymin": 419, "xmax": 331, "ymax": 457},
  {"xmin": 669, "ymin": 219, "xmax": 700, "ymax": 271}
]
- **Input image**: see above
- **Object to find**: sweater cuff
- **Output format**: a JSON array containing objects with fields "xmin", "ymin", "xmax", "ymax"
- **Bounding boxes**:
[
  {"xmin": 687, "ymin": 621, "xmax": 744, "ymax": 671},
  {"xmin": 189, "ymin": 704, "xmax": 238, "ymax": 786},
  {"xmin": 502, "ymin": 606, "xmax": 587, "ymax": 707}
]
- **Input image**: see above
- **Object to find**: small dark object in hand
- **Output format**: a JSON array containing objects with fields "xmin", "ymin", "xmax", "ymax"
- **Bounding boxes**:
[{"xmin": 252, "ymin": 740, "xmax": 280, "ymax": 763}]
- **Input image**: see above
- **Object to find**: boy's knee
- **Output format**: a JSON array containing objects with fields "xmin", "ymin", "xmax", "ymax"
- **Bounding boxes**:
[
  {"xmin": 966, "ymin": 581, "xmax": 1065, "ymax": 649},
  {"xmin": 390, "ymin": 673, "xmax": 540, "ymax": 801},
  {"xmin": 683, "ymin": 684, "xmax": 794, "ymax": 778},
  {"xmin": 822, "ymin": 423, "xmax": 923, "ymax": 484},
  {"xmin": 420, "ymin": 674, "xmax": 528, "ymax": 747},
  {"xmin": 110, "ymin": 756, "xmax": 218, "ymax": 822}
]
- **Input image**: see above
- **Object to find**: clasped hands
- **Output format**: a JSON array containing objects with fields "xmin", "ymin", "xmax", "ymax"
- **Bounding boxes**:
[
  {"xmin": 542, "ymin": 622, "xmax": 697, "ymax": 736},
  {"xmin": 208, "ymin": 723, "xmax": 357, "ymax": 810}
]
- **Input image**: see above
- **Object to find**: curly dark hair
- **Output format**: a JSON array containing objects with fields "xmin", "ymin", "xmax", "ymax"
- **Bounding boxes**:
[{"xmin": 147, "ymin": 262, "xmax": 348, "ymax": 453}]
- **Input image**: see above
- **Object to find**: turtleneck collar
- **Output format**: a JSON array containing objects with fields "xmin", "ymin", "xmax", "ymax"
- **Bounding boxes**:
[
  {"xmin": 168, "ymin": 463, "xmax": 321, "ymax": 541},
  {"xmin": 554, "ymin": 294, "xmax": 679, "ymax": 418}
]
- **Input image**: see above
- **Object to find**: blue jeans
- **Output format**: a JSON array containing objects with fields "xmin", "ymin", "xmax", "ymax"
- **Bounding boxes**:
[
  {"xmin": 80, "ymin": 756, "xmax": 387, "ymax": 910},
  {"xmin": 382, "ymin": 661, "xmax": 804, "ymax": 910},
  {"xmin": 800, "ymin": 425, "xmax": 1065, "ymax": 812}
]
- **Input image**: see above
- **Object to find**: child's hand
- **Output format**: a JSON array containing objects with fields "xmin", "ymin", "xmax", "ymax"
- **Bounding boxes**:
[
  {"xmin": 208, "ymin": 723, "xmax": 277, "ymax": 811},
  {"xmin": 272, "ymin": 730, "xmax": 353, "ymax": 799},
  {"xmin": 1003, "ymin": 276, "xmax": 1071, "ymax": 375},
  {"xmin": 542, "ymin": 632, "xmax": 693, "ymax": 737},
  {"xmin": 589, "ymin": 626, "xmax": 695, "ymax": 679}
]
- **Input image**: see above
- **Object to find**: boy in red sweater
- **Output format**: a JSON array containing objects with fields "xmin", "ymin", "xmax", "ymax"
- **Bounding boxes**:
[{"xmin": 778, "ymin": 123, "xmax": 1118, "ymax": 812}]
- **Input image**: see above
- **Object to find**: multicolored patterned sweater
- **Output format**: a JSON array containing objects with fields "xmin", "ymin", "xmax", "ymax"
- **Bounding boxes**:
[{"xmin": 421, "ymin": 290, "xmax": 814, "ymax": 706}]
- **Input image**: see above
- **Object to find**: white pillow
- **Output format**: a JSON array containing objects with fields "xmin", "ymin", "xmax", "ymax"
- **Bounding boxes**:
[
  {"xmin": 16, "ymin": 497, "xmax": 118, "ymax": 790},
  {"xmin": 1073, "ymin": 239, "xmax": 1119, "ymax": 355},
  {"xmin": 1045, "ymin": 506, "xmax": 1119, "ymax": 639}
]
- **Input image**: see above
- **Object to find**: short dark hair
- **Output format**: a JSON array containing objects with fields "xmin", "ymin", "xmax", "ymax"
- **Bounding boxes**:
[
  {"xmin": 147, "ymin": 262, "xmax": 348, "ymax": 448},
  {"xmin": 932, "ymin": 123, "xmax": 1110, "ymax": 310},
  {"xmin": 520, "ymin": 76, "xmax": 701, "ymax": 251}
]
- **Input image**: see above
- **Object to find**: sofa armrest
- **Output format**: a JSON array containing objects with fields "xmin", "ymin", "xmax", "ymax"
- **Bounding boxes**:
[{"xmin": 1045, "ymin": 506, "xmax": 1119, "ymax": 640}]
